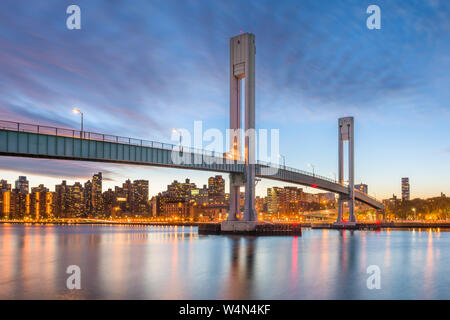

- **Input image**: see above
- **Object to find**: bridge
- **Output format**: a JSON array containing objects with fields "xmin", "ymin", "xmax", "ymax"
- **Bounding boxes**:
[
  {"xmin": 0, "ymin": 33, "xmax": 385, "ymax": 225},
  {"xmin": 0, "ymin": 119, "xmax": 384, "ymax": 212}
]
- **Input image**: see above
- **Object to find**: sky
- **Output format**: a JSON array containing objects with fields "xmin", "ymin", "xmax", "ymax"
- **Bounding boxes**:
[{"xmin": 0, "ymin": 0, "xmax": 449, "ymax": 199}]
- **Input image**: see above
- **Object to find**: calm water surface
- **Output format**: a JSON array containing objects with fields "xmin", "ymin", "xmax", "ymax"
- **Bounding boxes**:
[{"xmin": 0, "ymin": 224, "xmax": 449, "ymax": 299}]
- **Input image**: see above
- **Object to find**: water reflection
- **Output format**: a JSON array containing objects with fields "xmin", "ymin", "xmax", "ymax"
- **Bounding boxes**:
[
  {"xmin": 0, "ymin": 225, "xmax": 449, "ymax": 299},
  {"xmin": 221, "ymin": 236, "xmax": 257, "ymax": 299}
]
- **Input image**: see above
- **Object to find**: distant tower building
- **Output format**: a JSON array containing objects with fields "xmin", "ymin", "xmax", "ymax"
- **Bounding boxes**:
[
  {"xmin": 267, "ymin": 187, "xmax": 282, "ymax": 214},
  {"xmin": 208, "ymin": 175, "xmax": 225, "ymax": 205},
  {"xmin": 10, "ymin": 188, "xmax": 27, "ymax": 219},
  {"xmin": 15, "ymin": 176, "xmax": 29, "ymax": 194},
  {"xmin": 83, "ymin": 180, "xmax": 93, "ymax": 214},
  {"xmin": 1, "ymin": 190, "xmax": 11, "ymax": 219},
  {"xmin": 355, "ymin": 183, "xmax": 368, "ymax": 194},
  {"xmin": 92, "ymin": 172, "xmax": 103, "ymax": 214},
  {"xmin": 401, "ymin": 178, "xmax": 410, "ymax": 201},
  {"xmin": 151, "ymin": 195, "xmax": 162, "ymax": 217},
  {"xmin": 132, "ymin": 180, "xmax": 149, "ymax": 214},
  {"xmin": 71, "ymin": 182, "xmax": 84, "ymax": 217},
  {"xmin": 30, "ymin": 184, "xmax": 49, "ymax": 220},
  {"xmin": 55, "ymin": 180, "xmax": 68, "ymax": 218},
  {"xmin": 102, "ymin": 189, "xmax": 116, "ymax": 217}
]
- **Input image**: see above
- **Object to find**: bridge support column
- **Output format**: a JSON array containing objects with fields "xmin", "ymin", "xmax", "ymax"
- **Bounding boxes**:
[
  {"xmin": 377, "ymin": 209, "xmax": 386, "ymax": 222},
  {"xmin": 337, "ymin": 195, "xmax": 344, "ymax": 223},
  {"xmin": 228, "ymin": 173, "xmax": 244, "ymax": 221},
  {"xmin": 229, "ymin": 33, "xmax": 257, "ymax": 222},
  {"xmin": 337, "ymin": 117, "xmax": 355, "ymax": 223}
]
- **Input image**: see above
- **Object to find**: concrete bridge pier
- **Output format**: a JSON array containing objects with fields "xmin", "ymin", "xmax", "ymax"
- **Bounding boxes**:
[
  {"xmin": 376, "ymin": 209, "xmax": 386, "ymax": 222},
  {"xmin": 337, "ymin": 194, "xmax": 344, "ymax": 223},
  {"xmin": 228, "ymin": 172, "xmax": 244, "ymax": 221}
]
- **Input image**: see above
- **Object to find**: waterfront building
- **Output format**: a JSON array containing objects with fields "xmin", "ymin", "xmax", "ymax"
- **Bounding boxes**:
[
  {"xmin": 15, "ymin": 176, "xmax": 29, "ymax": 194},
  {"xmin": 208, "ymin": 175, "xmax": 225, "ymax": 205},
  {"xmin": 132, "ymin": 180, "xmax": 149, "ymax": 214},
  {"xmin": 30, "ymin": 184, "xmax": 49, "ymax": 220}
]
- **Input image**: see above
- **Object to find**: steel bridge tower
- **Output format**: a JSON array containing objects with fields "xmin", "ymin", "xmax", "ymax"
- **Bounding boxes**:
[
  {"xmin": 228, "ymin": 33, "xmax": 257, "ymax": 222},
  {"xmin": 337, "ymin": 116, "xmax": 356, "ymax": 223}
]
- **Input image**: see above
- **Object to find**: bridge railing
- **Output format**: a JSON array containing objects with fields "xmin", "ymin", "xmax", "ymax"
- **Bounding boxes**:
[
  {"xmin": 0, "ymin": 119, "xmax": 230, "ymax": 160},
  {"xmin": 257, "ymin": 160, "xmax": 338, "ymax": 183},
  {"xmin": 354, "ymin": 189, "xmax": 381, "ymax": 203},
  {"xmin": 257, "ymin": 160, "xmax": 382, "ymax": 203},
  {"xmin": 0, "ymin": 119, "xmax": 350, "ymax": 180}
]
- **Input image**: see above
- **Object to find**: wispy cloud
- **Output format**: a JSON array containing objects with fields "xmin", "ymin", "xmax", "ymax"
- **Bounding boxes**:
[{"xmin": 0, "ymin": 157, "xmax": 116, "ymax": 181}]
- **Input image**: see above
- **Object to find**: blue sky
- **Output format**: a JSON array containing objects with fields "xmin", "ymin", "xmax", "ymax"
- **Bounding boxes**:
[{"xmin": 0, "ymin": 0, "xmax": 449, "ymax": 199}]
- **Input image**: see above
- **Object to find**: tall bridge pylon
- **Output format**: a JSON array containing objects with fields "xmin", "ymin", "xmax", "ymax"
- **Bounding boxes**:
[
  {"xmin": 228, "ymin": 33, "xmax": 257, "ymax": 222},
  {"xmin": 337, "ymin": 117, "xmax": 356, "ymax": 223}
]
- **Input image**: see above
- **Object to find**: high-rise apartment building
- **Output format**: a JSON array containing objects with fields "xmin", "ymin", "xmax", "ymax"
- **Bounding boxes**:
[
  {"xmin": 15, "ymin": 176, "xmax": 29, "ymax": 194},
  {"xmin": 132, "ymin": 180, "xmax": 149, "ymax": 214},
  {"xmin": 401, "ymin": 178, "xmax": 410, "ymax": 201},
  {"xmin": 92, "ymin": 172, "xmax": 103, "ymax": 214},
  {"xmin": 208, "ymin": 175, "xmax": 225, "ymax": 205},
  {"xmin": 267, "ymin": 187, "xmax": 282, "ymax": 214}
]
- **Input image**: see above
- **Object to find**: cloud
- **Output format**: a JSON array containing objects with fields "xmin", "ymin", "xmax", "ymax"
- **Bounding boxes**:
[
  {"xmin": 0, "ymin": 0, "xmax": 447, "ymax": 134},
  {"xmin": 0, "ymin": 157, "xmax": 116, "ymax": 182}
]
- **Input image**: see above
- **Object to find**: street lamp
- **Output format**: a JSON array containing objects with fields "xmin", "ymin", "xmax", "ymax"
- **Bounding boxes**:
[
  {"xmin": 72, "ymin": 108, "xmax": 83, "ymax": 138},
  {"xmin": 308, "ymin": 163, "xmax": 315, "ymax": 177},
  {"xmin": 278, "ymin": 154, "xmax": 286, "ymax": 169}
]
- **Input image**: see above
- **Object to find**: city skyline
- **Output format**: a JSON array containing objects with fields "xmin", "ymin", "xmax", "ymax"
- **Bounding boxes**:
[
  {"xmin": 0, "ymin": 172, "xmax": 333, "ymax": 201},
  {"xmin": 2, "ymin": 172, "xmax": 448, "ymax": 223},
  {"xmin": 0, "ymin": 172, "xmax": 338, "ymax": 221},
  {"xmin": 0, "ymin": 1, "xmax": 449, "ymax": 199},
  {"xmin": 0, "ymin": 172, "xmax": 427, "ymax": 203}
]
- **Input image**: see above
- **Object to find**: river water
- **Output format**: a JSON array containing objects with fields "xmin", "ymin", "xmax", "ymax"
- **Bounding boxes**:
[{"xmin": 0, "ymin": 224, "xmax": 449, "ymax": 299}]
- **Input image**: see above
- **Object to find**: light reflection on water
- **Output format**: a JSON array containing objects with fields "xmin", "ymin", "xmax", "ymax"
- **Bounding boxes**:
[{"xmin": 0, "ymin": 224, "xmax": 449, "ymax": 299}]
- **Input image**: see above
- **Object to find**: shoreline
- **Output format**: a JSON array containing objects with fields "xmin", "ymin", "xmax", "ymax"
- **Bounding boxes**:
[
  {"xmin": 0, "ymin": 220, "xmax": 201, "ymax": 227},
  {"xmin": 1, "ymin": 220, "xmax": 450, "ymax": 230}
]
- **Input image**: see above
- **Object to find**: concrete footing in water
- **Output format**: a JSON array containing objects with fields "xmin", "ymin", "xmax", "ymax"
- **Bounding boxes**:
[
  {"xmin": 198, "ymin": 221, "xmax": 302, "ymax": 236},
  {"xmin": 322, "ymin": 222, "xmax": 381, "ymax": 230},
  {"xmin": 332, "ymin": 222, "xmax": 358, "ymax": 229}
]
